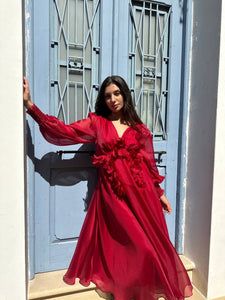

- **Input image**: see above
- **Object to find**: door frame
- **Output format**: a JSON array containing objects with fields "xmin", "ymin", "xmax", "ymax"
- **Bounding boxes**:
[
  {"xmin": 25, "ymin": 0, "xmax": 193, "ymax": 278},
  {"xmin": 175, "ymin": 0, "xmax": 193, "ymax": 253}
]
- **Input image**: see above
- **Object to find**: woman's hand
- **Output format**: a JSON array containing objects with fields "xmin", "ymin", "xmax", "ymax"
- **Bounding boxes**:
[
  {"xmin": 23, "ymin": 77, "xmax": 33, "ymax": 109},
  {"xmin": 159, "ymin": 194, "xmax": 172, "ymax": 214}
]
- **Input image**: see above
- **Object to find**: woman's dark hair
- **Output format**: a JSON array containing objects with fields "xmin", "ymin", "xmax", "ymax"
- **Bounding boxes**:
[{"xmin": 95, "ymin": 76, "xmax": 142, "ymax": 128}]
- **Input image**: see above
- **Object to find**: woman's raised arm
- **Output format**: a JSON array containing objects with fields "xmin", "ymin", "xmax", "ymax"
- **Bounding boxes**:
[{"xmin": 23, "ymin": 77, "xmax": 97, "ymax": 145}]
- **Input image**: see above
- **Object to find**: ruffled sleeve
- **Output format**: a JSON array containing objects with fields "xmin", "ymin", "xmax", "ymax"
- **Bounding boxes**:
[
  {"xmin": 27, "ymin": 104, "xmax": 97, "ymax": 145},
  {"xmin": 138, "ymin": 125, "xmax": 165, "ymax": 198}
]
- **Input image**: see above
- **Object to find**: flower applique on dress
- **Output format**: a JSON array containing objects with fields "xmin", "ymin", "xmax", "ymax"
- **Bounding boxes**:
[{"xmin": 92, "ymin": 139, "xmax": 146, "ymax": 199}]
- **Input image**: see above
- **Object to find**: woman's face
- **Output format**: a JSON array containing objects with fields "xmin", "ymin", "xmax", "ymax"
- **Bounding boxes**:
[{"xmin": 104, "ymin": 84, "xmax": 124, "ymax": 115}]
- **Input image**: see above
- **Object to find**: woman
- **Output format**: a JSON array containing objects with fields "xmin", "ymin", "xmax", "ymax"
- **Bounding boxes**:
[{"xmin": 23, "ymin": 76, "xmax": 193, "ymax": 300}]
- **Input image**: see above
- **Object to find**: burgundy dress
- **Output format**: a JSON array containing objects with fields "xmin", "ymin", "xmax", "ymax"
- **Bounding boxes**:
[{"xmin": 27, "ymin": 104, "xmax": 193, "ymax": 300}]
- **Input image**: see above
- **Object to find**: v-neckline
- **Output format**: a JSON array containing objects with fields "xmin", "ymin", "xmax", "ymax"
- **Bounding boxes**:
[{"xmin": 110, "ymin": 120, "xmax": 131, "ymax": 139}]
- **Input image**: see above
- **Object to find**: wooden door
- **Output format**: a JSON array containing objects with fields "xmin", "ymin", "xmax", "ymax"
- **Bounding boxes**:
[{"xmin": 27, "ymin": 0, "xmax": 184, "ymax": 276}]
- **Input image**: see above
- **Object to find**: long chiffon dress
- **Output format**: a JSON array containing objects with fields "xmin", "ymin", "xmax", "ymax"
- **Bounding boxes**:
[{"xmin": 27, "ymin": 104, "xmax": 193, "ymax": 300}]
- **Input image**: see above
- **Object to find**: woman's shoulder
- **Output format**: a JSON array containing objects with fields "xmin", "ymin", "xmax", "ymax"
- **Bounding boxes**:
[
  {"xmin": 87, "ymin": 112, "xmax": 109, "ymax": 130},
  {"xmin": 87, "ymin": 112, "xmax": 107, "ymax": 122},
  {"xmin": 136, "ymin": 123, "xmax": 152, "ymax": 137},
  {"xmin": 87, "ymin": 112, "xmax": 97, "ymax": 118}
]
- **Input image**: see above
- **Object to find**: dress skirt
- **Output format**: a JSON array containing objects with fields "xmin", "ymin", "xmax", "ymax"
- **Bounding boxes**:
[{"xmin": 27, "ymin": 105, "xmax": 193, "ymax": 300}]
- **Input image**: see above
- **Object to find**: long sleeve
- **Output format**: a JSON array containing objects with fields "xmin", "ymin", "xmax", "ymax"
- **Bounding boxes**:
[
  {"xmin": 27, "ymin": 104, "xmax": 97, "ymax": 145},
  {"xmin": 139, "ymin": 126, "xmax": 165, "ymax": 198}
]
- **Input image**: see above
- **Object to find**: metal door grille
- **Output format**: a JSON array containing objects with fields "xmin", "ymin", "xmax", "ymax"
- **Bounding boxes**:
[
  {"xmin": 51, "ymin": 0, "xmax": 101, "ymax": 123},
  {"xmin": 128, "ymin": 1, "xmax": 171, "ymax": 140}
]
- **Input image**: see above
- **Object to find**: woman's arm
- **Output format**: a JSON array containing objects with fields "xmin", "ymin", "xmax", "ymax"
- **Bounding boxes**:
[
  {"xmin": 139, "ymin": 126, "xmax": 172, "ymax": 214},
  {"xmin": 23, "ymin": 77, "xmax": 97, "ymax": 145}
]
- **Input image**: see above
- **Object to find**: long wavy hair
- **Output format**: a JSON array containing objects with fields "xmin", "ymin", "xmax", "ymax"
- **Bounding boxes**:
[{"xmin": 95, "ymin": 76, "xmax": 142, "ymax": 129}]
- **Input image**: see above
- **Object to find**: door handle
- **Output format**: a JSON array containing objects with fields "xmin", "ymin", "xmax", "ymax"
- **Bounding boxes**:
[{"xmin": 57, "ymin": 150, "xmax": 95, "ymax": 159}]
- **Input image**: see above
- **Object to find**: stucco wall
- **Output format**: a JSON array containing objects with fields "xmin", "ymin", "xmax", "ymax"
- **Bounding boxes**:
[
  {"xmin": 207, "ymin": 1, "xmax": 225, "ymax": 298},
  {"xmin": 184, "ymin": 0, "xmax": 222, "ymax": 298},
  {"xmin": 0, "ymin": 2, "xmax": 27, "ymax": 300}
]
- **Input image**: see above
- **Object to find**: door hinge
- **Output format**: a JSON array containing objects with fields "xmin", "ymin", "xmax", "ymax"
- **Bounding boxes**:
[
  {"xmin": 51, "ymin": 40, "xmax": 58, "ymax": 48},
  {"xmin": 50, "ymin": 80, "xmax": 58, "ymax": 87}
]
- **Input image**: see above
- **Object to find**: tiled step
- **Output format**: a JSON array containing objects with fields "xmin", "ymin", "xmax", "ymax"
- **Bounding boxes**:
[
  {"xmin": 29, "ymin": 255, "xmax": 195, "ymax": 300},
  {"xmin": 189, "ymin": 287, "xmax": 206, "ymax": 300},
  {"xmin": 180, "ymin": 254, "xmax": 195, "ymax": 281}
]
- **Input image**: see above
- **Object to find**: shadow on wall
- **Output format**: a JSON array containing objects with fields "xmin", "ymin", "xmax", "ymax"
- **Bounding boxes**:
[{"xmin": 26, "ymin": 121, "xmax": 98, "ymax": 211}]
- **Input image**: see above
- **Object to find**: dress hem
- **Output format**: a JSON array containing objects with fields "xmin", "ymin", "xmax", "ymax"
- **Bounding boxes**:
[{"xmin": 63, "ymin": 275, "xmax": 194, "ymax": 300}]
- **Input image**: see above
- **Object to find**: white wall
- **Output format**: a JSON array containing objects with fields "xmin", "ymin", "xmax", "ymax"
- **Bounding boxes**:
[
  {"xmin": 0, "ymin": 2, "xmax": 27, "ymax": 300},
  {"xmin": 184, "ymin": 0, "xmax": 223, "ymax": 298},
  {"xmin": 207, "ymin": 1, "xmax": 225, "ymax": 298}
]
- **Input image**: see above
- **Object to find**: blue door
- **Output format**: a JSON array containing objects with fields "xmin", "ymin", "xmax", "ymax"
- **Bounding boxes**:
[{"xmin": 28, "ymin": 0, "xmax": 184, "ymax": 276}]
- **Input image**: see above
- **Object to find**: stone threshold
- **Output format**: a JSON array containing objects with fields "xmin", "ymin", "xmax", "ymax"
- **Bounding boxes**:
[
  {"xmin": 29, "ymin": 272, "xmax": 96, "ymax": 300},
  {"xmin": 29, "ymin": 255, "xmax": 195, "ymax": 300}
]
